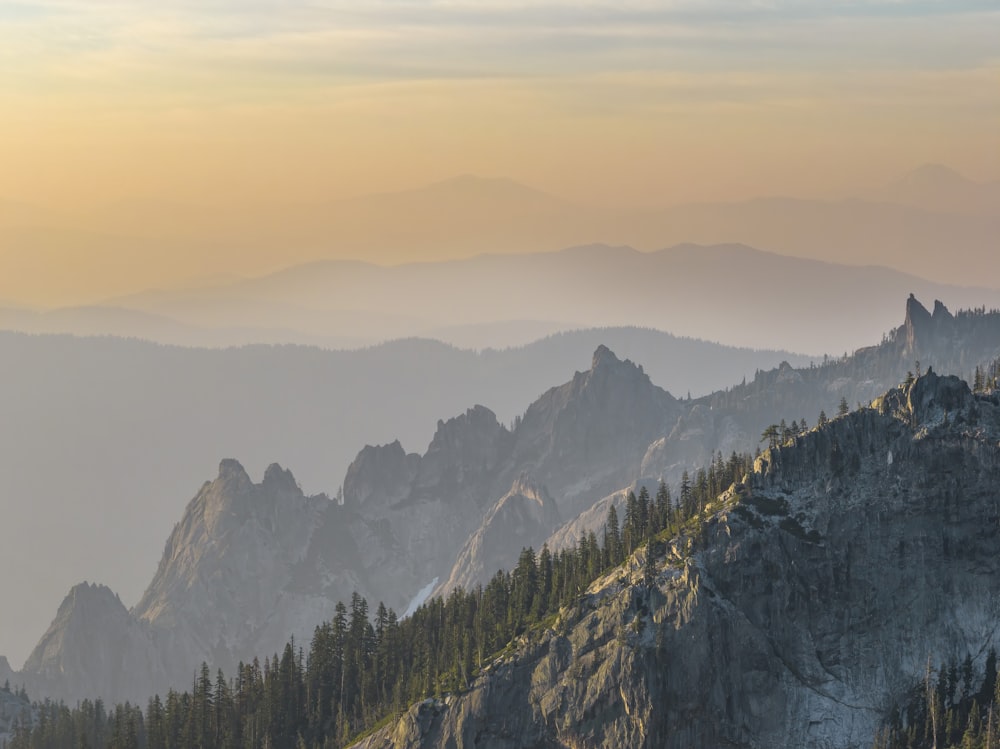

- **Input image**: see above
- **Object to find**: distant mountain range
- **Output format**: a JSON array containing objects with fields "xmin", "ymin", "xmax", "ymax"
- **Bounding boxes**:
[
  {"xmin": 0, "ymin": 165, "xmax": 997, "ymax": 308},
  {"xmin": 4, "ymin": 243, "xmax": 1000, "ymax": 356}
]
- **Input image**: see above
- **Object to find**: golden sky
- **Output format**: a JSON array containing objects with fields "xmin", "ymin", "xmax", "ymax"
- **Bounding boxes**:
[
  {"xmin": 0, "ymin": 1, "xmax": 998, "ymax": 304},
  {"xmin": 1, "ymin": 1, "xmax": 997, "ymax": 206}
]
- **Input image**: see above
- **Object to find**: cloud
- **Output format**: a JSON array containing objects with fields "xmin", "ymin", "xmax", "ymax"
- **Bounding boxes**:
[{"xmin": 5, "ymin": 0, "xmax": 997, "ymax": 83}]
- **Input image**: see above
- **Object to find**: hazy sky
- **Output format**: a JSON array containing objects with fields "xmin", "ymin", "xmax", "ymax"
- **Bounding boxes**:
[{"xmin": 1, "ymin": 0, "xmax": 997, "ymax": 212}]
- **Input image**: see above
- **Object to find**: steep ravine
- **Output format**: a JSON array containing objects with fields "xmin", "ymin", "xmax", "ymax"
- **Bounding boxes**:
[{"xmin": 353, "ymin": 372, "xmax": 1000, "ymax": 749}]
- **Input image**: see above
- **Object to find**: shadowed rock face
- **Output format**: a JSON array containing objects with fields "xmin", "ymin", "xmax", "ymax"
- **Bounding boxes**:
[{"xmin": 353, "ymin": 372, "xmax": 1000, "ymax": 749}]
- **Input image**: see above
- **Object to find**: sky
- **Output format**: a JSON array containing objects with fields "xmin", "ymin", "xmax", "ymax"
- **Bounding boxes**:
[{"xmin": 0, "ymin": 0, "xmax": 997, "ymax": 214}]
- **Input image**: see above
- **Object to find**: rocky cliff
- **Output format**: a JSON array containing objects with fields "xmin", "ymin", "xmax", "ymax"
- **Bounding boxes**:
[{"xmin": 353, "ymin": 372, "xmax": 1000, "ymax": 749}]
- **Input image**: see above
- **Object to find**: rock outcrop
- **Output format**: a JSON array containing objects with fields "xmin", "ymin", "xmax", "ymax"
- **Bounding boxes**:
[
  {"xmin": 438, "ymin": 476, "xmax": 559, "ymax": 594},
  {"xmin": 353, "ymin": 372, "xmax": 1000, "ymax": 749}
]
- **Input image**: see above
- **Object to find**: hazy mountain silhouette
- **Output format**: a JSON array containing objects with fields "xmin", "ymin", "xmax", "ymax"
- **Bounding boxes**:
[
  {"xmin": 0, "ymin": 327, "xmax": 808, "ymax": 669},
  {"xmin": 1, "ymin": 166, "xmax": 997, "ymax": 306},
  {"xmin": 874, "ymin": 163, "xmax": 1000, "ymax": 216},
  {"xmin": 100, "ymin": 243, "xmax": 1000, "ymax": 355}
]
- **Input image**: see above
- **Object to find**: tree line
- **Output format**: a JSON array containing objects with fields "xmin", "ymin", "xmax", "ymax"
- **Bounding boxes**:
[{"xmin": 873, "ymin": 651, "xmax": 1000, "ymax": 749}]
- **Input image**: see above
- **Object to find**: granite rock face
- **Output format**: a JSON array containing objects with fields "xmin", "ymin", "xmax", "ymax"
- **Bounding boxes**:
[
  {"xmin": 439, "ymin": 475, "xmax": 559, "ymax": 594},
  {"xmin": 353, "ymin": 372, "xmax": 1000, "ymax": 749}
]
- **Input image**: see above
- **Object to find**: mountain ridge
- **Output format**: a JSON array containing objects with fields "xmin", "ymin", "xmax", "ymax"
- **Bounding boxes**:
[
  {"xmin": 354, "ymin": 369, "xmax": 1000, "ymax": 749},
  {"xmin": 6, "ymin": 296, "xmax": 1000, "ymax": 710}
]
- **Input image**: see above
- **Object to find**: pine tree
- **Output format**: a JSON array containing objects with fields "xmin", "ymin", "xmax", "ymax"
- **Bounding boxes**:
[
  {"xmin": 605, "ymin": 504, "xmax": 622, "ymax": 566},
  {"xmin": 654, "ymin": 481, "xmax": 671, "ymax": 532}
]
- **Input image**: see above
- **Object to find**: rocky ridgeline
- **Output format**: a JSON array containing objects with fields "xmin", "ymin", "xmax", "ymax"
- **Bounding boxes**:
[
  {"xmin": 353, "ymin": 372, "xmax": 1000, "ymax": 749},
  {"xmin": 7, "ymin": 296, "xmax": 1000, "ymax": 711},
  {"xmin": 342, "ymin": 345, "xmax": 679, "ymax": 602}
]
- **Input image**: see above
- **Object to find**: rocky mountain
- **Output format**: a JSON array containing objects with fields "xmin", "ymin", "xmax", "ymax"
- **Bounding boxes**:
[
  {"xmin": 345, "ymin": 346, "xmax": 680, "ymax": 600},
  {"xmin": 130, "ymin": 461, "xmax": 363, "ymax": 680},
  {"xmin": 0, "ymin": 325, "xmax": 809, "ymax": 674},
  {"xmin": 6, "ymin": 296, "xmax": 1000, "ymax": 712},
  {"xmin": 354, "ymin": 370, "xmax": 1000, "ymax": 749},
  {"xmin": 3, "ymin": 347, "xmax": 680, "ymax": 705},
  {"xmin": 17, "ymin": 584, "xmax": 161, "ymax": 707},
  {"xmin": 8, "ymin": 463, "xmax": 366, "ymax": 706},
  {"xmin": 641, "ymin": 294, "xmax": 1000, "ymax": 485}
]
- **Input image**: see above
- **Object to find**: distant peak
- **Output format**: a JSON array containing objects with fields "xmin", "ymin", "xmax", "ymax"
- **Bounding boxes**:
[
  {"xmin": 905, "ymin": 293, "xmax": 931, "ymax": 323},
  {"xmin": 904, "ymin": 163, "xmax": 968, "ymax": 182},
  {"xmin": 591, "ymin": 345, "xmax": 621, "ymax": 370},
  {"xmin": 262, "ymin": 463, "xmax": 300, "ymax": 494},
  {"xmin": 932, "ymin": 299, "xmax": 953, "ymax": 321},
  {"xmin": 218, "ymin": 458, "xmax": 248, "ymax": 479},
  {"xmin": 889, "ymin": 164, "xmax": 977, "ymax": 193},
  {"xmin": 61, "ymin": 582, "xmax": 124, "ymax": 612}
]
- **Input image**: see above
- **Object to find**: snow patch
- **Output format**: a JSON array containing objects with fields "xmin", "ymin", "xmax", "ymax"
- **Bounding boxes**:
[{"xmin": 403, "ymin": 578, "xmax": 439, "ymax": 619}]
